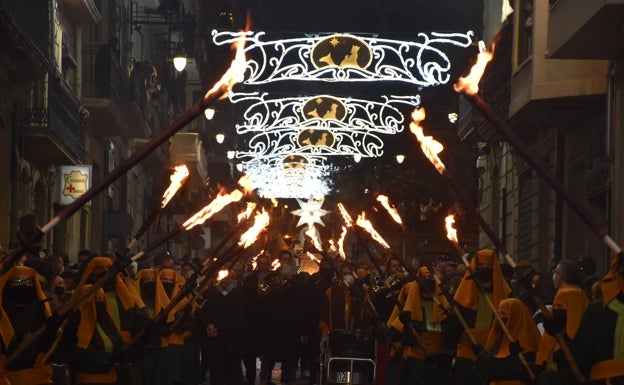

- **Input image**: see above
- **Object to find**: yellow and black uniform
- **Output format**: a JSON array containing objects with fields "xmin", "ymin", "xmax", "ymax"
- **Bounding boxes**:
[
  {"xmin": 0, "ymin": 265, "xmax": 54, "ymax": 385},
  {"xmin": 62, "ymin": 285, "xmax": 126, "ymax": 384},
  {"xmin": 453, "ymin": 249, "xmax": 511, "ymax": 385},
  {"xmin": 536, "ymin": 286, "xmax": 588, "ymax": 367},
  {"xmin": 134, "ymin": 268, "xmax": 173, "ymax": 385},
  {"xmin": 385, "ymin": 267, "xmax": 451, "ymax": 385},
  {"xmin": 560, "ymin": 256, "xmax": 624, "ymax": 383},
  {"xmin": 476, "ymin": 298, "xmax": 541, "ymax": 385}
]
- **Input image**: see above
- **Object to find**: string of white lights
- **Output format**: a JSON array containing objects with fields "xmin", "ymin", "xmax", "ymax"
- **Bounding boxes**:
[{"xmin": 213, "ymin": 30, "xmax": 474, "ymax": 86}]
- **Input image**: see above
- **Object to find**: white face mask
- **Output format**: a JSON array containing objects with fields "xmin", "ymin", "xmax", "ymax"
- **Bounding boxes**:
[{"xmin": 343, "ymin": 274, "xmax": 355, "ymax": 286}]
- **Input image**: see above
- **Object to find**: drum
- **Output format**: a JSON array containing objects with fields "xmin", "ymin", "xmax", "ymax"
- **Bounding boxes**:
[{"xmin": 328, "ymin": 329, "xmax": 374, "ymax": 358}]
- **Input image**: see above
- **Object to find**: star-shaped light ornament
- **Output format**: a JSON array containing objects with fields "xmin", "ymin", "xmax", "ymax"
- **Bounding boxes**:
[{"xmin": 291, "ymin": 197, "xmax": 330, "ymax": 228}]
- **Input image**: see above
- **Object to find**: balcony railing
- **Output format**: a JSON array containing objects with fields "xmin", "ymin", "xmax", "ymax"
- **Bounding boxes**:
[
  {"xmin": 16, "ymin": 74, "xmax": 85, "ymax": 161},
  {"xmin": 0, "ymin": 0, "xmax": 49, "ymax": 64}
]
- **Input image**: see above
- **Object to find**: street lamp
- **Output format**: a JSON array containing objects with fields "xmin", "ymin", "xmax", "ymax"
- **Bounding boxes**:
[
  {"xmin": 395, "ymin": 154, "xmax": 405, "ymax": 164},
  {"xmin": 215, "ymin": 133, "xmax": 225, "ymax": 144},
  {"xmin": 204, "ymin": 107, "xmax": 215, "ymax": 120}
]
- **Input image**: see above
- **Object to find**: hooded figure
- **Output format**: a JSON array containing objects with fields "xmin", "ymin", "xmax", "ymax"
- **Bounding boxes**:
[
  {"xmin": 477, "ymin": 298, "xmax": 541, "ymax": 385},
  {"xmin": 0, "ymin": 265, "xmax": 54, "ymax": 385},
  {"xmin": 553, "ymin": 254, "xmax": 624, "ymax": 382},
  {"xmin": 452, "ymin": 249, "xmax": 511, "ymax": 385}
]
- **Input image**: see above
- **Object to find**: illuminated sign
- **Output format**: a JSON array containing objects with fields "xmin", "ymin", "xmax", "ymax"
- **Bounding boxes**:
[
  {"xmin": 59, "ymin": 165, "xmax": 92, "ymax": 206},
  {"xmin": 214, "ymin": 30, "xmax": 474, "ymax": 86}
]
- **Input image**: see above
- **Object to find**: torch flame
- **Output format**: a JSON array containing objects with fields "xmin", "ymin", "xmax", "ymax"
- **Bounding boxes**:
[
  {"xmin": 271, "ymin": 198, "xmax": 279, "ymax": 207},
  {"xmin": 205, "ymin": 31, "xmax": 247, "ymax": 100},
  {"xmin": 238, "ymin": 208, "xmax": 270, "ymax": 249},
  {"xmin": 305, "ymin": 225, "xmax": 324, "ymax": 252},
  {"xmin": 454, "ymin": 40, "xmax": 494, "ymax": 95},
  {"xmin": 161, "ymin": 164, "xmax": 190, "ymax": 208},
  {"xmin": 409, "ymin": 107, "xmax": 447, "ymax": 174},
  {"xmin": 376, "ymin": 195, "xmax": 403, "ymax": 225},
  {"xmin": 445, "ymin": 214, "xmax": 460, "ymax": 247},
  {"xmin": 337, "ymin": 203, "xmax": 354, "ymax": 228},
  {"xmin": 338, "ymin": 225, "xmax": 348, "ymax": 260},
  {"xmin": 183, "ymin": 189, "xmax": 244, "ymax": 230},
  {"xmin": 356, "ymin": 211, "xmax": 391, "ymax": 250},
  {"xmin": 237, "ymin": 202, "xmax": 257, "ymax": 223},
  {"xmin": 216, "ymin": 269, "xmax": 229, "ymax": 282},
  {"xmin": 271, "ymin": 259, "xmax": 281, "ymax": 271},
  {"xmin": 306, "ymin": 252, "xmax": 321, "ymax": 264},
  {"xmin": 238, "ymin": 175, "xmax": 254, "ymax": 194}
]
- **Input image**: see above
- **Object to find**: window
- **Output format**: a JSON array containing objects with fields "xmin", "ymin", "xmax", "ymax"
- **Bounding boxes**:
[{"xmin": 516, "ymin": 0, "xmax": 533, "ymax": 65}]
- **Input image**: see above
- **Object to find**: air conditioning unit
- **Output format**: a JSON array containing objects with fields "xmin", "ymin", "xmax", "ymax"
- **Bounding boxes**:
[{"xmin": 170, "ymin": 133, "xmax": 207, "ymax": 188}]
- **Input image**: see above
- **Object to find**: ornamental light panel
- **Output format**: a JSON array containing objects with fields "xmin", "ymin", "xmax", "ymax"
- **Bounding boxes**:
[{"xmin": 213, "ymin": 30, "xmax": 474, "ymax": 86}]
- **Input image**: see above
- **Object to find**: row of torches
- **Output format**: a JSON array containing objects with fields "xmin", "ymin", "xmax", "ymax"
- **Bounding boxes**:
[{"xmin": 9, "ymin": 30, "xmax": 618, "ymax": 382}]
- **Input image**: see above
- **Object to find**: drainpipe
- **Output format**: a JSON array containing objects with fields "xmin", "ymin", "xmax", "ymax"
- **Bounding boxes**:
[
  {"xmin": 606, "ymin": 60, "xmax": 615, "ymax": 161},
  {"xmin": 76, "ymin": 25, "xmax": 83, "ymax": 99}
]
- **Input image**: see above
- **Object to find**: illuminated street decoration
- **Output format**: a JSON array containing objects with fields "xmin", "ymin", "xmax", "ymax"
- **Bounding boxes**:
[
  {"xmin": 241, "ymin": 154, "xmax": 333, "ymax": 199},
  {"xmin": 230, "ymin": 93, "xmax": 419, "ymax": 135},
  {"xmin": 213, "ymin": 30, "xmax": 474, "ymax": 86},
  {"xmin": 291, "ymin": 197, "xmax": 331, "ymax": 228}
]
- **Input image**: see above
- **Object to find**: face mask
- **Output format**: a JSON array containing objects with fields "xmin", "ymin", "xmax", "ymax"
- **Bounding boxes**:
[
  {"xmin": 475, "ymin": 268, "xmax": 493, "ymax": 283},
  {"xmin": 552, "ymin": 273, "xmax": 559, "ymax": 288},
  {"xmin": 343, "ymin": 274, "xmax": 355, "ymax": 286},
  {"xmin": 102, "ymin": 278, "xmax": 116, "ymax": 292},
  {"xmin": 10, "ymin": 285, "xmax": 37, "ymax": 306},
  {"xmin": 95, "ymin": 300, "xmax": 107, "ymax": 315},
  {"xmin": 89, "ymin": 271, "xmax": 107, "ymax": 284},
  {"xmin": 140, "ymin": 281, "xmax": 155, "ymax": 299},
  {"xmin": 162, "ymin": 282, "xmax": 175, "ymax": 296},
  {"xmin": 419, "ymin": 279, "xmax": 435, "ymax": 294},
  {"xmin": 54, "ymin": 286, "xmax": 65, "ymax": 298}
]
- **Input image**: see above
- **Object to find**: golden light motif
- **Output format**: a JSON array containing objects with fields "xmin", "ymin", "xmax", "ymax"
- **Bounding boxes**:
[
  {"xmin": 161, "ymin": 165, "xmax": 190, "ymax": 208},
  {"xmin": 238, "ymin": 209, "xmax": 270, "ymax": 248},
  {"xmin": 376, "ymin": 195, "xmax": 403, "ymax": 225},
  {"xmin": 183, "ymin": 190, "xmax": 244, "ymax": 230},
  {"xmin": 409, "ymin": 107, "xmax": 446, "ymax": 174},
  {"xmin": 453, "ymin": 41, "xmax": 494, "ymax": 95},
  {"xmin": 356, "ymin": 211, "xmax": 391, "ymax": 250}
]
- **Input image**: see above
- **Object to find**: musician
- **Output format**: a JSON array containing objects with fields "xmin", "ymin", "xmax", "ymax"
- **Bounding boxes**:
[
  {"xmin": 241, "ymin": 253, "xmax": 272, "ymax": 385},
  {"xmin": 259, "ymin": 250, "xmax": 305, "ymax": 385},
  {"xmin": 197, "ymin": 264, "xmax": 245, "ymax": 385},
  {"xmin": 319, "ymin": 262, "xmax": 365, "ymax": 335},
  {"xmin": 0, "ymin": 266, "xmax": 55, "ymax": 385}
]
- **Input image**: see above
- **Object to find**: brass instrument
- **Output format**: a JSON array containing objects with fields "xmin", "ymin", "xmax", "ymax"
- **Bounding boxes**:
[
  {"xmin": 370, "ymin": 274, "xmax": 404, "ymax": 296},
  {"xmin": 257, "ymin": 271, "xmax": 287, "ymax": 296}
]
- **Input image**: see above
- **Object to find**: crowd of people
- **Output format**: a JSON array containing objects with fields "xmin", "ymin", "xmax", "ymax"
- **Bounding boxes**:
[{"xmin": 0, "ymin": 239, "xmax": 622, "ymax": 385}]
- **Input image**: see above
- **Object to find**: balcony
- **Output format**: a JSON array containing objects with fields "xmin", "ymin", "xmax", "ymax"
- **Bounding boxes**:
[
  {"xmin": 16, "ymin": 75, "xmax": 85, "ymax": 166},
  {"xmin": 0, "ymin": 0, "xmax": 50, "ymax": 70},
  {"xmin": 548, "ymin": 0, "xmax": 624, "ymax": 60},
  {"xmin": 58, "ymin": 0, "xmax": 101, "ymax": 24},
  {"xmin": 82, "ymin": 46, "xmax": 150, "ymax": 138}
]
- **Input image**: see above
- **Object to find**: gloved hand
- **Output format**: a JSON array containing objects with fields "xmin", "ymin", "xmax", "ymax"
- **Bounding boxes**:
[
  {"xmin": 509, "ymin": 340, "xmax": 523, "ymax": 356},
  {"xmin": 398, "ymin": 311, "xmax": 412, "ymax": 324},
  {"xmin": 387, "ymin": 327, "xmax": 402, "ymax": 343},
  {"xmin": 543, "ymin": 309, "xmax": 566, "ymax": 336}
]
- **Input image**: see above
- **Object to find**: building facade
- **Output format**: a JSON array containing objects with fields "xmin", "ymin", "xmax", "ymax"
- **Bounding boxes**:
[{"xmin": 460, "ymin": 0, "xmax": 623, "ymax": 274}]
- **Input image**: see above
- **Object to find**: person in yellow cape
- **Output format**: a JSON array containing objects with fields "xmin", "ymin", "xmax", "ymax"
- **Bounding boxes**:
[
  {"xmin": 452, "ymin": 249, "xmax": 511, "ymax": 385},
  {"xmin": 61, "ymin": 285, "xmax": 141, "ymax": 384},
  {"xmin": 0, "ymin": 265, "xmax": 54, "ymax": 385},
  {"xmin": 535, "ymin": 259, "xmax": 588, "ymax": 383},
  {"xmin": 133, "ymin": 268, "xmax": 174, "ymax": 385},
  {"xmin": 473, "ymin": 298, "xmax": 541, "ymax": 385},
  {"xmin": 546, "ymin": 253, "xmax": 624, "ymax": 383},
  {"xmin": 385, "ymin": 266, "xmax": 452, "ymax": 385},
  {"xmin": 159, "ymin": 268, "xmax": 201, "ymax": 385}
]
